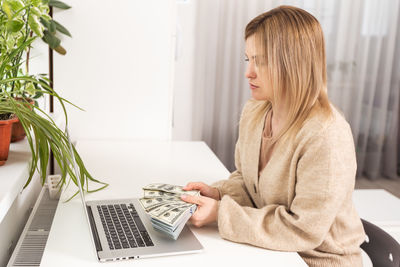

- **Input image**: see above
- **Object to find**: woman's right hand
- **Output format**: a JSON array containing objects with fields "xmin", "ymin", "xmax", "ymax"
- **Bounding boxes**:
[{"xmin": 183, "ymin": 182, "xmax": 220, "ymax": 200}]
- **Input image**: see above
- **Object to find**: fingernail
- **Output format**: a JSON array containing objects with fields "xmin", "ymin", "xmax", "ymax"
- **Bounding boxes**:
[{"xmin": 181, "ymin": 194, "xmax": 187, "ymax": 199}]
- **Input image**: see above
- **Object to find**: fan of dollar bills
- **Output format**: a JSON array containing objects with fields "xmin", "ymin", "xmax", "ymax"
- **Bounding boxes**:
[{"xmin": 139, "ymin": 183, "xmax": 200, "ymax": 240}]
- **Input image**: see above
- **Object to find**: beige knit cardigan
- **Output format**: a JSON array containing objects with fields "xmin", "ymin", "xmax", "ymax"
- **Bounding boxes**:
[{"xmin": 213, "ymin": 100, "xmax": 366, "ymax": 267}]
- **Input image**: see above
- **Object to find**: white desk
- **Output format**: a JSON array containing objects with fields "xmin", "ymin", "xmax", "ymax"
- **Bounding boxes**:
[
  {"xmin": 353, "ymin": 189, "xmax": 400, "ymax": 243},
  {"xmin": 40, "ymin": 140, "xmax": 306, "ymax": 267}
]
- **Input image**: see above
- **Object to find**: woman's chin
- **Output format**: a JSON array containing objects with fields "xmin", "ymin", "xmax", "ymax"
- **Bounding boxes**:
[{"xmin": 251, "ymin": 92, "xmax": 268, "ymax": 101}]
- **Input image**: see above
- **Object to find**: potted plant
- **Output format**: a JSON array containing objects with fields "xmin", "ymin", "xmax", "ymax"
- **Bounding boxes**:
[
  {"xmin": 1, "ymin": 0, "xmax": 71, "ymax": 142},
  {"xmin": 0, "ymin": 113, "xmax": 18, "ymax": 165},
  {"xmin": 0, "ymin": 0, "xmax": 107, "ymax": 198}
]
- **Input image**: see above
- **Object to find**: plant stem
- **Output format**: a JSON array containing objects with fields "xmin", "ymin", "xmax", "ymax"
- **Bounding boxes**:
[
  {"xmin": 12, "ymin": 6, "xmax": 31, "ymax": 96},
  {"xmin": 25, "ymin": 31, "xmax": 33, "ymax": 74}
]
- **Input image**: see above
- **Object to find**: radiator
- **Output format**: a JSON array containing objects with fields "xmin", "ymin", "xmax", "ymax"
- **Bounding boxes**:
[{"xmin": 7, "ymin": 184, "xmax": 59, "ymax": 267}]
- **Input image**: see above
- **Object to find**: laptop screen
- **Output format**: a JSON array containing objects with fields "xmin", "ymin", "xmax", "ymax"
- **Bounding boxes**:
[{"xmin": 65, "ymin": 128, "xmax": 98, "ymax": 254}]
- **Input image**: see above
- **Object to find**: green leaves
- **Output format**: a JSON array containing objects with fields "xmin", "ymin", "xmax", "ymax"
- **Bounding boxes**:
[
  {"xmin": 31, "ymin": 0, "xmax": 42, "ymax": 6},
  {"xmin": 0, "ymin": 78, "xmax": 107, "ymax": 199},
  {"xmin": 6, "ymin": 19, "xmax": 23, "ymax": 32},
  {"xmin": 28, "ymin": 14, "xmax": 43, "ymax": 37},
  {"xmin": 2, "ymin": 1, "xmax": 12, "ymax": 18},
  {"xmin": 40, "ymin": 17, "xmax": 71, "ymax": 37},
  {"xmin": 48, "ymin": 0, "xmax": 71, "ymax": 9},
  {"xmin": 0, "ymin": 2, "xmax": 97, "ymax": 199},
  {"xmin": 25, "ymin": 82, "xmax": 35, "ymax": 95},
  {"xmin": 30, "ymin": 6, "xmax": 42, "ymax": 17},
  {"xmin": 49, "ymin": 19, "xmax": 56, "ymax": 34},
  {"xmin": 42, "ymin": 29, "xmax": 60, "ymax": 48},
  {"xmin": 53, "ymin": 19, "xmax": 71, "ymax": 37},
  {"xmin": 7, "ymin": 0, "xmax": 24, "ymax": 13},
  {"xmin": 1, "ymin": 0, "xmax": 72, "ymax": 69},
  {"xmin": 39, "ymin": 16, "xmax": 70, "ymax": 55}
]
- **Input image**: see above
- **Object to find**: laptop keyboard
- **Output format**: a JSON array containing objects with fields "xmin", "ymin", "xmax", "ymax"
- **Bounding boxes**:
[{"xmin": 97, "ymin": 203, "xmax": 154, "ymax": 250}]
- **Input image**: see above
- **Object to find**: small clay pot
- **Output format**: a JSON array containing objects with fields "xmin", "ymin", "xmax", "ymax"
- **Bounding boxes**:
[
  {"xmin": 0, "ymin": 116, "xmax": 19, "ymax": 166},
  {"xmin": 11, "ymin": 98, "xmax": 34, "ymax": 143}
]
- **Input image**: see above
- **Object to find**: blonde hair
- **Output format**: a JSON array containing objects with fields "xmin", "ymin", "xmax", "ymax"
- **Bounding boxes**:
[{"xmin": 245, "ymin": 5, "xmax": 332, "ymax": 143}]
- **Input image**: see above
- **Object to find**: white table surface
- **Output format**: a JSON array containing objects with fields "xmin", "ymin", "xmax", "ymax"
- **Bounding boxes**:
[
  {"xmin": 353, "ymin": 189, "xmax": 400, "ymax": 243},
  {"xmin": 353, "ymin": 189, "xmax": 400, "ymax": 227},
  {"xmin": 40, "ymin": 140, "xmax": 306, "ymax": 267}
]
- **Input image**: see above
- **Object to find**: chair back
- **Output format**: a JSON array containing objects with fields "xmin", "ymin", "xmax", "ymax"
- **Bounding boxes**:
[{"xmin": 360, "ymin": 219, "xmax": 400, "ymax": 267}]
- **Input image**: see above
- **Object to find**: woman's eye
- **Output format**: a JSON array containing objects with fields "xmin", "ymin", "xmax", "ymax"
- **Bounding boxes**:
[{"xmin": 244, "ymin": 57, "xmax": 249, "ymax": 62}]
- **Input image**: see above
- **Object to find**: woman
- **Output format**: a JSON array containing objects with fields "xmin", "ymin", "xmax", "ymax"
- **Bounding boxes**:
[{"xmin": 181, "ymin": 5, "xmax": 366, "ymax": 267}]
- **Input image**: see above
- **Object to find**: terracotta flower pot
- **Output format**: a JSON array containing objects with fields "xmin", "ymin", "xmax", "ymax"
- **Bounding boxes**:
[
  {"xmin": 0, "ymin": 116, "xmax": 19, "ymax": 166},
  {"xmin": 11, "ymin": 119, "xmax": 27, "ymax": 142},
  {"xmin": 11, "ymin": 98, "xmax": 34, "ymax": 143}
]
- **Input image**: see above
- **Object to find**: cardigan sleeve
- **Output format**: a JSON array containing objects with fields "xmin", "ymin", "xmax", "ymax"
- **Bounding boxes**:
[
  {"xmin": 217, "ymin": 125, "xmax": 357, "ymax": 251},
  {"xmin": 211, "ymin": 140, "xmax": 254, "ymax": 207}
]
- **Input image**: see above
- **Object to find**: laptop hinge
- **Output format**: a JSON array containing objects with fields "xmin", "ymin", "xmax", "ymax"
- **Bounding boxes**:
[{"xmin": 86, "ymin": 206, "xmax": 103, "ymax": 252}]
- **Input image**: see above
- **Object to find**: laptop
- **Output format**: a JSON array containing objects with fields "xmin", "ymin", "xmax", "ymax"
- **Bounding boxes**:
[{"xmin": 65, "ymin": 129, "xmax": 203, "ymax": 262}]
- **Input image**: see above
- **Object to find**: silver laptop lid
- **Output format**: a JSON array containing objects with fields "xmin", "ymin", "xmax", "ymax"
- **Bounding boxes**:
[{"xmin": 65, "ymin": 128, "xmax": 98, "ymax": 255}]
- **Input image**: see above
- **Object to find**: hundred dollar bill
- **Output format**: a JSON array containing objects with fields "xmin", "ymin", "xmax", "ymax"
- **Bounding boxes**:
[
  {"xmin": 152, "ymin": 211, "xmax": 193, "ymax": 240},
  {"xmin": 142, "ymin": 183, "xmax": 200, "ymax": 196},
  {"xmin": 139, "ymin": 183, "xmax": 199, "ymax": 240},
  {"xmin": 143, "ymin": 189, "xmax": 177, "ymax": 199},
  {"xmin": 151, "ymin": 209, "xmax": 195, "ymax": 233},
  {"xmin": 155, "ymin": 204, "xmax": 196, "ymax": 227},
  {"xmin": 139, "ymin": 197, "xmax": 180, "ymax": 212},
  {"xmin": 148, "ymin": 203, "xmax": 182, "ymax": 217},
  {"xmin": 160, "ymin": 196, "xmax": 183, "ymax": 202}
]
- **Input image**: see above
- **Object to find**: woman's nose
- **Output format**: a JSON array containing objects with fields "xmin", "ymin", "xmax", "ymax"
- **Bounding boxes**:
[{"xmin": 245, "ymin": 62, "xmax": 256, "ymax": 79}]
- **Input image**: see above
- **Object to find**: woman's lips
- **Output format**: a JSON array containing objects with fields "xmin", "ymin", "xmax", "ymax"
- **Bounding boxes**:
[{"xmin": 250, "ymin": 83, "xmax": 259, "ymax": 89}]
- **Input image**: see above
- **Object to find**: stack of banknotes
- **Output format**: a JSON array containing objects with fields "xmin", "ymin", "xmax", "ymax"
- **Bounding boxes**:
[{"xmin": 139, "ymin": 183, "xmax": 200, "ymax": 240}]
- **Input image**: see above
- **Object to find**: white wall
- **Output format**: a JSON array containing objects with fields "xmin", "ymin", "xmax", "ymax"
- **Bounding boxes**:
[
  {"xmin": 172, "ymin": 0, "xmax": 197, "ymax": 141},
  {"xmin": 53, "ymin": 0, "xmax": 176, "ymax": 141}
]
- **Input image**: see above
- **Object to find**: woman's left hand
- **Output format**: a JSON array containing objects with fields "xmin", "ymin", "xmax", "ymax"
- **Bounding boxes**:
[{"xmin": 181, "ymin": 194, "xmax": 219, "ymax": 227}]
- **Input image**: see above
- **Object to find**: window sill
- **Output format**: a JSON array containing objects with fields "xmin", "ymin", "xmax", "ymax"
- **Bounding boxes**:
[{"xmin": 0, "ymin": 139, "xmax": 34, "ymax": 224}]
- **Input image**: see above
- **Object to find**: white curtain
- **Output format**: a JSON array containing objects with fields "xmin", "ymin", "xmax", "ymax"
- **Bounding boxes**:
[{"xmin": 190, "ymin": 0, "xmax": 400, "ymax": 180}]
